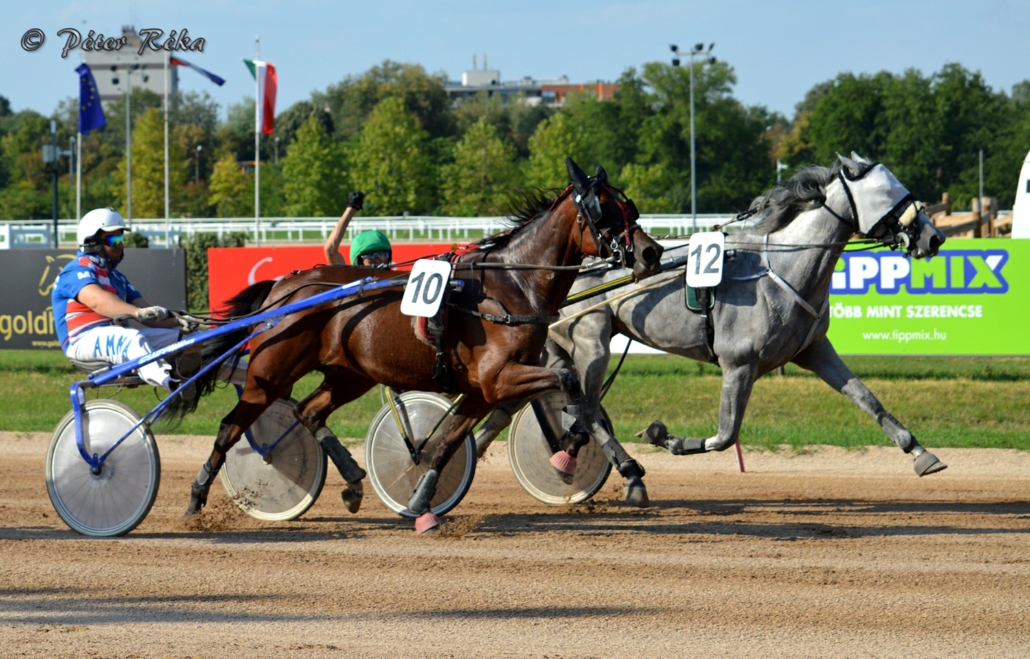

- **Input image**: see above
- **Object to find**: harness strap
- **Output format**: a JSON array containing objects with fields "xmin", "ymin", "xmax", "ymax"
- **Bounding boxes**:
[
  {"xmin": 762, "ymin": 234, "xmax": 821, "ymax": 318},
  {"xmin": 449, "ymin": 302, "xmax": 559, "ymax": 326}
]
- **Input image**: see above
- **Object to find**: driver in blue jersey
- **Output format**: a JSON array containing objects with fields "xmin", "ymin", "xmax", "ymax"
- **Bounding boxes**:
[{"xmin": 52, "ymin": 208, "xmax": 183, "ymax": 389}]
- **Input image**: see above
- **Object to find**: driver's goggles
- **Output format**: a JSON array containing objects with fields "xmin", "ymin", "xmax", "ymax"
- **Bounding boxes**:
[
  {"xmin": 360, "ymin": 250, "xmax": 391, "ymax": 263},
  {"xmin": 102, "ymin": 233, "xmax": 125, "ymax": 247}
]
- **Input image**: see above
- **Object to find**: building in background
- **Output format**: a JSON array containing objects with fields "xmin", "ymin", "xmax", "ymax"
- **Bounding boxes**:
[
  {"xmin": 445, "ymin": 56, "xmax": 618, "ymax": 107},
  {"xmin": 85, "ymin": 26, "xmax": 177, "ymax": 108}
]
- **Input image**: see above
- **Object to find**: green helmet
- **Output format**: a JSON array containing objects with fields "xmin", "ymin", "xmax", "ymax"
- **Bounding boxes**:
[{"xmin": 349, "ymin": 230, "xmax": 392, "ymax": 264}]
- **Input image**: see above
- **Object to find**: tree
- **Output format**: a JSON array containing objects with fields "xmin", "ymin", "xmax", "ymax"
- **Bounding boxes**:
[
  {"xmin": 317, "ymin": 61, "xmax": 454, "ymax": 141},
  {"xmin": 349, "ymin": 97, "xmax": 435, "ymax": 214},
  {"xmin": 629, "ymin": 61, "xmax": 775, "ymax": 212},
  {"xmin": 526, "ymin": 111, "xmax": 589, "ymax": 188},
  {"xmin": 208, "ymin": 152, "xmax": 252, "ymax": 217},
  {"xmin": 441, "ymin": 117, "xmax": 520, "ymax": 216},
  {"xmin": 282, "ymin": 114, "xmax": 345, "ymax": 216},
  {"xmin": 116, "ymin": 108, "xmax": 188, "ymax": 218}
]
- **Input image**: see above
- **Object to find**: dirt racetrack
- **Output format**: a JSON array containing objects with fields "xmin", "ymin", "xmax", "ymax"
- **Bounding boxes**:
[{"xmin": 1, "ymin": 431, "xmax": 1028, "ymax": 658}]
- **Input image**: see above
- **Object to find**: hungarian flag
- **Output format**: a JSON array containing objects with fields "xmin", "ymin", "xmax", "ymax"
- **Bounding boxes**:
[
  {"xmin": 170, "ymin": 56, "xmax": 225, "ymax": 86},
  {"xmin": 243, "ymin": 59, "xmax": 277, "ymax": 135}
]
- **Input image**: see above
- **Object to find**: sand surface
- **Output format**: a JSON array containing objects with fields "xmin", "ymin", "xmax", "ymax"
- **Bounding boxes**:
[{"xmin": 2, "ymin": 431, "xmax": 1028, "ymax": 658}]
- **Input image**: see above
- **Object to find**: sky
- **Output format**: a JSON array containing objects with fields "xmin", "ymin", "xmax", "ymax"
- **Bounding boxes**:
[{"xmin": 3, "ymin": 0, "xmax": 1030, "ymax": 121}]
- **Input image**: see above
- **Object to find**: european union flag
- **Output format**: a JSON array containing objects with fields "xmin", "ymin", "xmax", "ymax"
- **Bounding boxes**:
[{"xmin": 76, "ymin": 63, "xmax": 105, "ymax": 135}]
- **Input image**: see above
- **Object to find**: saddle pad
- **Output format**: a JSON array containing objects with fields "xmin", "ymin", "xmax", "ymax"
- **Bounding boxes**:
[{"xmin": 685, "ymin": 284, "xmax": 715, "ymax": 312}]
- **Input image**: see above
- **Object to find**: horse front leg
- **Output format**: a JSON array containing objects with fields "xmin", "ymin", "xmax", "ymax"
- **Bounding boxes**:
[
  {"xmin": 479, "ymin": 360, "xmax": 594, "ymax": 482},
  {"xmin": 408, "ymin": 397, "xmax": 493, "ymax": 534},
  {"xmin": 792, "ymin": 337, "xmax": 946, "ymax": 476},
  {"xmin": 640, "ymin": 361, "xmax": 758, "ymax": 456}
]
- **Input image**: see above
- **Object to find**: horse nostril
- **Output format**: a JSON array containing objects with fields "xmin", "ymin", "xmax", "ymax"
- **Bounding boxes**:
[
  {"xmin": 928, "ymin": 235, "xmax": 942, "ymax": 255},
  {"xmin": 641, "ymin": 247, "xmax": 659, "ymax": 264}
]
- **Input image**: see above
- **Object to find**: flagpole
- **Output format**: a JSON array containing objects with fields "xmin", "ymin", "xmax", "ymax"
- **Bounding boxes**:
[
  {"xmin": 164, "ymin": 52, "xmax": 170, "ymax": 247},
  {"xmin": 76, "ymin": 54, "xmax": 82, "ymax": 223},
  {"xmin": 76, "ymin": 131, "xmax": 81, "ymax": 221},
  {"xmin": 254, "ymin": 35, "xmax": 261, "ymax": 247}
]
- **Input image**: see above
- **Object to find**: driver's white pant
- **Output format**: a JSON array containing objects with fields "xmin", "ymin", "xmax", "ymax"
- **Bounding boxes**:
[{"xmin": 65, "ymin": 325, "xmax": 181, "ymax": 389}]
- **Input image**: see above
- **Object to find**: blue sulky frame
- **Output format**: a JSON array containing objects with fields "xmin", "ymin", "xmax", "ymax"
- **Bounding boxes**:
[{"xmin": 67, "ymin": 276, "xmax": 402, "ymax": 473}]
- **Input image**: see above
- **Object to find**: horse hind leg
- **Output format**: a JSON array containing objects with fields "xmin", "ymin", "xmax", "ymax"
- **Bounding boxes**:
[
  {"xmin": 636, "ymin": 362, "xmax": 758, "ymax": 457},
  {"xmin": 473, "ymin": 398, "xmax": 522, "ymax": 459},
  {"xmin": 185, "ymin": 396, "xmax": 275, "ymax": 516},
  {"xmin": 294, "ymin": 378, "xmax": 373, "ymax": 513}
]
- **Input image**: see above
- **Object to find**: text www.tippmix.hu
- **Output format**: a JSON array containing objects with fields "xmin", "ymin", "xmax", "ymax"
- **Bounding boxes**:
[{"xmin": 861, "ymin": 329, "xmax": 948, "ymax": 343}]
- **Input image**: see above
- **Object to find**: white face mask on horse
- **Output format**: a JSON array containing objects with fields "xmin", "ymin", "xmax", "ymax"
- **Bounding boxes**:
[{"xmin": 837, "ymin": 153, "xmax": 944, "ymax": 259}]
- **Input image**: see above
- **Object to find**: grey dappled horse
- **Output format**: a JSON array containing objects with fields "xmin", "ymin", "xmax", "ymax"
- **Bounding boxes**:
[{"xmin": 475, "ymin": 154, "xmax": 947, "ymax": 506}]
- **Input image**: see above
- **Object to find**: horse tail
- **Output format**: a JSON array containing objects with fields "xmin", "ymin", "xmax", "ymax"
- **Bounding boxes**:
[{"xmin": 163, "ymin": 279, "xmax": 277, "ymax": 421}]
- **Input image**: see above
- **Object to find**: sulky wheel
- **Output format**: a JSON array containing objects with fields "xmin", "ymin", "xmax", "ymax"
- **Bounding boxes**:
[
  {"xmin": 219, "ymin": 399, "xmax": 327, "ymax": 521},
  {"xmin": 46, "ymin": 399, "xmax": 160, "ymax": 537},
  {"xmin": 508, "ymin": 389, "xmax": 613, "ymax": 505},
  {"xmin": 365, "ymin": 391, "xmax": 476, "ymax": 518}
]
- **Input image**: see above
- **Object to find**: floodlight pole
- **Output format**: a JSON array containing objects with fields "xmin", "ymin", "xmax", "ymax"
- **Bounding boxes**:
[{"xmin": 672, "ymin": 43, "xmax": 714, "ymax": 232}]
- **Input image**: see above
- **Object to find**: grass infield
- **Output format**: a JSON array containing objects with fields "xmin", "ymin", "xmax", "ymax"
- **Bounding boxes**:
[{"xmin": 2, "ymin": 350, "xmax": 1028, "ymax": 450}]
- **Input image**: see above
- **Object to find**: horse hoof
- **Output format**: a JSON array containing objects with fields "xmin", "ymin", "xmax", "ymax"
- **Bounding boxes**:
[
  {"xmin": 415, "ymin": 512, "xmax": 441, "ymax": 535},
  {"xmin": 341, "ymin": 486, "xmax": 364, "ymax": 514},
  {"xmin": 550, "ymin": 451, "xmax": 576, "ymax": 483},
  {"xmin": 635, "ymin": 421, "xmax": 669, "ymax": 446},
  {"xmin": 623, "ymin": 477, "xmax": 650, "ymax": 508},
  {"xmin": 914, "ymin": 451, "xmax": 947, "ymax": 476}
]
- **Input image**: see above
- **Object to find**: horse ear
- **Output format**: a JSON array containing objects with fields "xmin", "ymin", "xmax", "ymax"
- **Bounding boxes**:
[
  {"xmin": 837, "ymin": 153, "xmax": 862, "ymax": 178},
  {"xmin": 594, "ymin": 165, "xmax": 608, "ymax": 184},
  {"xmin": 566, "ymin": 157, "xmax": 589, "ymax": 194},
  {"xmin": 851, "ymin": 151, "xmax": 874, "ymax": 165}
]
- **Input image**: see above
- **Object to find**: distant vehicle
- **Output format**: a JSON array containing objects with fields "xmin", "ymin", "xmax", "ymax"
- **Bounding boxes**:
[{"xmin": 1012, "ymin": 148, "xmax": 1030, "ymax": 238}]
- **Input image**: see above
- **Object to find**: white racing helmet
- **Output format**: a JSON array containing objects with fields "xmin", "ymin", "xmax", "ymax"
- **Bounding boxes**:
[{"xmin": 78, "ymin": 207, "xmax": 130, "ymax": 252}]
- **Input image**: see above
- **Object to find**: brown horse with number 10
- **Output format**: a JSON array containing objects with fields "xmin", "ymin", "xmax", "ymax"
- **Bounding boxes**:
[{"xmin": 172, "ymin": 158, "xmax": 663, "ymax": 533}]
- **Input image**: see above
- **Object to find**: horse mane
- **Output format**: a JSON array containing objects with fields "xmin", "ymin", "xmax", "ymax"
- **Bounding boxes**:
[
  {"xmin": 470, "ymin": 187, "xmax": 567, "ymax": 250},
  {"xmin": 747, "ymin": 163, "xmax": 842, "ymax": 235}
]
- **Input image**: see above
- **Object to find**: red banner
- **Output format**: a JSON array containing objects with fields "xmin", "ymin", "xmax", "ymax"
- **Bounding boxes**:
[{"xmin": 207, "ymin": 243, "xmax": 455, "ymax": 310}]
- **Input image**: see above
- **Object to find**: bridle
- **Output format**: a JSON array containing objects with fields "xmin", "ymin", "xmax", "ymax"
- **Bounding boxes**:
[{"xmin": 558, "ymin": 180, "xmax": 641, "ymax": 267}]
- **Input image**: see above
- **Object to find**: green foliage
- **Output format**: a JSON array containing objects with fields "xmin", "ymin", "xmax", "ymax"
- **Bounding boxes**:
[
  {"xmin": 350, "ymin": 97, "xmax": 436, "ymax": 214},
  {"xmin": 282, "ymin": 114, "xmax": 346, "ymax": 216},
  {"xmin": 789, "ymin": 64, "xmax": 1019, "ymax": 208},
  {"xmin": 3, "ymin": 57, "xmax": 1030, "ymax": 222},
  {"xmin": 317, "ymin": 60, "xmax": 455, "ymax": 141},
  {"xmin": 182, "ymin": 231, "xmax": 248, "ymax": 311},
  {"xmin": 124, "ymin": 230, "xmax": 149, "ymax": 248},
  {"xmin": 207, "ymin": 152, "xmax": 252, "ymax": 217},
  {"xmin": 526, "ymin": 111, "xmax": 589, "ymax": 187},
  {"xmin": 116, "ymin": 108, "xmax": 189, "ymax": 218},
  {"xmin": 441, "ymin": 117, "xmax": 521, "ymax": 216}
]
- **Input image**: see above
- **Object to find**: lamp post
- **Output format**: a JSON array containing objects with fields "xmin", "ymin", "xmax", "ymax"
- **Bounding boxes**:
[
  {"xmin": 671, "ymin": 42, "xmax": 715, "ymax": 232},
  {"xmin": 195, "ymin": 145, "xmax": 203, "ymax": 184},
  {"xmin": 274, "ymin": 136, "xmax": 279, "ymax": 165}
]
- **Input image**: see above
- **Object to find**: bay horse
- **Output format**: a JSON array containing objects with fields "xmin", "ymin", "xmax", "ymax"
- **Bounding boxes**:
[
  {"xmin": 474, "ymin": 154, "xmax": 948, "ymax": 505},
  {"xmin": 174, "ymin": 158, "xmax": 663, "ymax": 533}
]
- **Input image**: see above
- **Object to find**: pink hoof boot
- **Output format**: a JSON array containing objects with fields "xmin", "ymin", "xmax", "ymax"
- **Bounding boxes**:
[
  {"xmin": 550, "ymin": 450, "xmax": 577, "ymax": 475},
  {"xmin": 415, "ymin": 512, "xmax": 441, "ymax": 535}
]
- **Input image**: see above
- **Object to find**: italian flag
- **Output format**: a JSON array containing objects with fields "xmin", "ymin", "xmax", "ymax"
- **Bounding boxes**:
[{"xmin": 243, "ymin": 59, "xmax": 277, "ymax": 135}]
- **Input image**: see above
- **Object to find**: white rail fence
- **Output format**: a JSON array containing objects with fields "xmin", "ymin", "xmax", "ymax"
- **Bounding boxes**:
[{"xmin": 0, "ymin": 214, "xmax": 742, "ymax": 249}]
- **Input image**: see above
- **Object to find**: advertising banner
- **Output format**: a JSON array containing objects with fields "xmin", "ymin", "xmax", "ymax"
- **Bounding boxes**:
[
  {"xmin": 0, "ymin": 249, "xmax": 187, "ymax": 350},
  {"xmin": 206, "ymin": 239, "xmax": 1027, "ymax": 356},
  {"xmin": 826, "ymin": 238, "xmax": 1029, "ymax": 355},
  {"xmin": 207, "ymin": 243, "xmax": 453, "ymax": 309}
]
